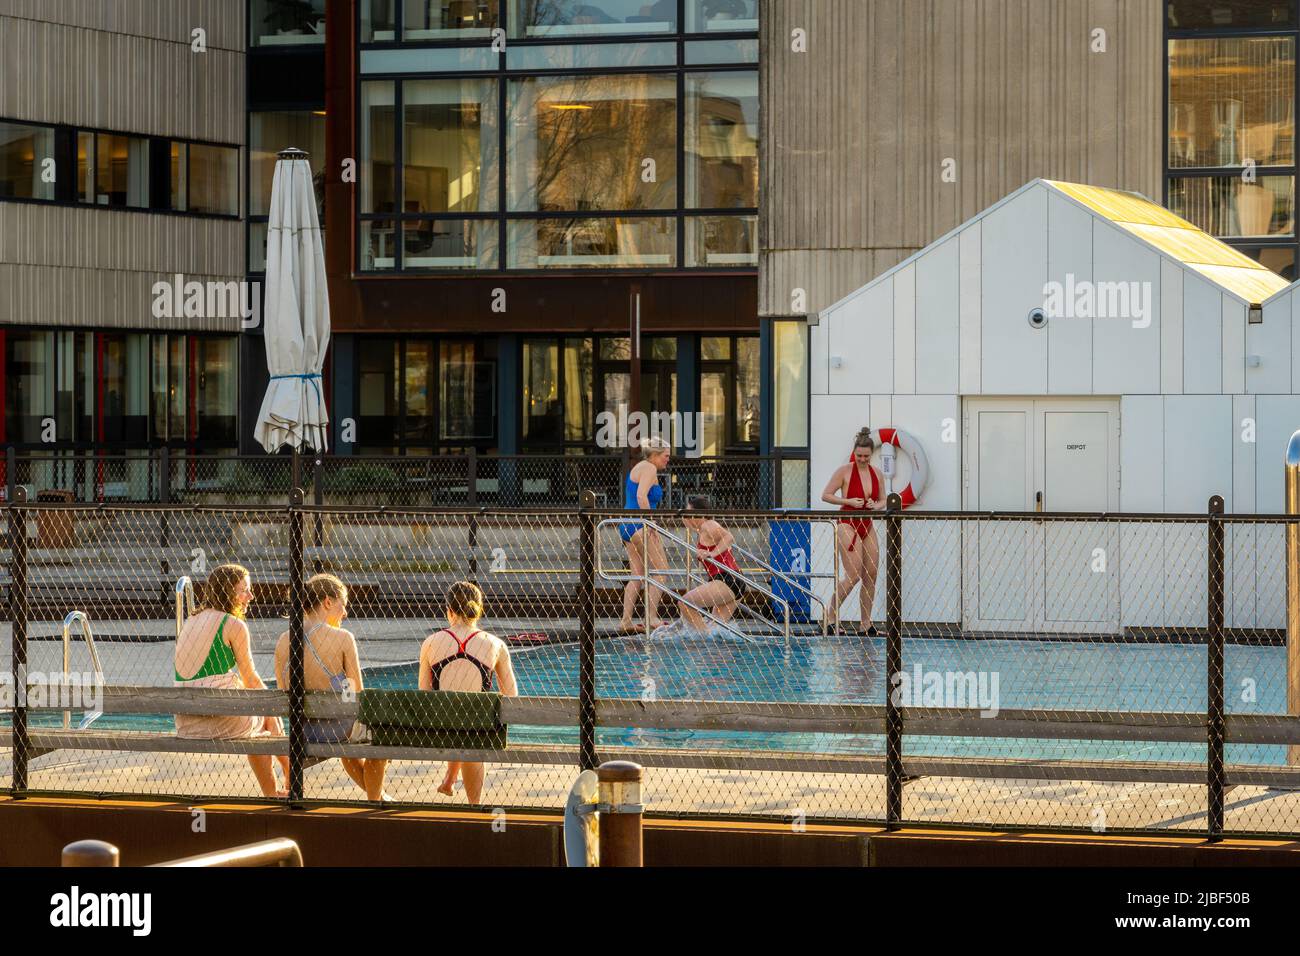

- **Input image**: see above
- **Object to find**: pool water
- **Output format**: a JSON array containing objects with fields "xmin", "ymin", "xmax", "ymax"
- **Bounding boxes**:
[{"xmin": 8, "ymin": 636, "xmax": 1290, "ymax": 765}]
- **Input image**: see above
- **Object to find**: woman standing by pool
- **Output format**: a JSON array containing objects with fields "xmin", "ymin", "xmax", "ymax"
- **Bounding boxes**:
[
  {"xmin": 174, "ymin": 564, "xmax": 290, "ymax": 798},
  {"xmin": 618, "ymin": 436, "xmax": 672, "ymax": 634},
  {"xmin": 821, "ymin": 427, "xmax": 885, "ymax": 636},
  {"xmin": 419, "ymin": 580, "xmax": 518, "ymax": 804},
  {"xmin": 274, "ymin": 573, "xmax": 390, "ymax": 802}
]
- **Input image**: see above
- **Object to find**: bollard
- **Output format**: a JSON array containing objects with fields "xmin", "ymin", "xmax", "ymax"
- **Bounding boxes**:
[
  {"xmin": 597, "ymin": 761, "xmax": 643, "ymax": 867},
  {"xmin": 62, "ymin": 840, "xmax": 120, "ymax": 867},
  {"xmin": 1287, "ymin": 432, "xmax": 1300, "ymax": 766}
]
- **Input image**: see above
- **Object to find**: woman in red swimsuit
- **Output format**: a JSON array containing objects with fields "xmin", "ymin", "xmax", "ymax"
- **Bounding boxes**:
[
  {"xmin": 820, "ymin": 427, "xmax": 885, "ymax": 635},
  {"xmin": 678, "ymin": 496, "xmax": 743, "ymax": 634}
]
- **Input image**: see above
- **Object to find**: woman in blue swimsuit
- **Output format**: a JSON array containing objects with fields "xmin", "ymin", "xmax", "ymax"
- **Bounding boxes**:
[{"xmin": 619, "ymin": 437, "xmax": 671, "ymax": 633}]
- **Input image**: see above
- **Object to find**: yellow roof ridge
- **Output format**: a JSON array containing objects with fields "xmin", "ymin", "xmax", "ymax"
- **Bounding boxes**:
[{"xmin": 1043, "ymin": 180, "xmax": 1289, "ymax": 305}]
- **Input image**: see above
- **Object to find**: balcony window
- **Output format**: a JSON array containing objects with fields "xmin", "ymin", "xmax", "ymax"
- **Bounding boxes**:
[
  {"xmin": 404, "ymin": 0, "xmax": 498, "ymax": 39},
  {"xmin": 509, "ymin": 0, "xmax": 677, "ymax": 37},
  {"xmin": 361, "ymin": 82, "xmax": 398, "ymax": 214},
  {"xmin": 508, "ymin": 74, "xmax": 677, "ymax": 212},
  {"xmin": 686, "ymin": 0, "xmax": 758, "ymax": 33},
  {"xmin": 1168, "ymin": 0, "xmax": 1295, "ymax": 29},
  {"xmin": 0, "ymin": 121, "xmax": 55, "ymax": 201},
  {"xmin": 685, "ymin": 72, "xmax": 758, "ymax": 208},
  {"xmin": 507, "ymin": 216, "xmax": 676, "ymax": 268},
  {"xmin": 404, "ymin": 79, "xmax": 499, "ymax": 213},
  {"xmin": 81, "ymin": 132, "xmax": 149, "ymax": 208},
  {"xmin": 1168, "ymin": 174, "xmax": 1295, "ymax": 238},
  {"xmin": 251, "ymin": 0, "xmax": 326, "ymax": 46},
  {"xmin": 171, "ymin": 142, "xmax": 239, "ymax": 216}
]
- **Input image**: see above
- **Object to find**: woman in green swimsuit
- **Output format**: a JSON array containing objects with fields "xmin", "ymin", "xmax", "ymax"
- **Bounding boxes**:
[{"xmin": 174, "ymin": 563, "xmax": 290, "ymax": 798}]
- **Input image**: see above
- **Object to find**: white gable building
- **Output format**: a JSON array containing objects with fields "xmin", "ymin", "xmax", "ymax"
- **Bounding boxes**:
[{"xmin": 807, "ymin": 179, "xmax": 1299, "ymax": 634}]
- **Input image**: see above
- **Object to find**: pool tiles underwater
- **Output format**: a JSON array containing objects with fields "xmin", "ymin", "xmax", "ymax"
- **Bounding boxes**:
[{"xmin": 6, "ymin": 637, "xmax": 1294, "ymax": 765}]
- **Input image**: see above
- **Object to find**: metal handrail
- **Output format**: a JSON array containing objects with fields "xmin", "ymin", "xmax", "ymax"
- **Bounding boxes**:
[
  {"xmin": 175, "ymin": 575, "xmax": 197, "ymax": 640},
  {"xmin": 596, "ymin": 517, "xmax": 790, "ymax": 645},
  {"xmin": 149, "ymin": 837, "xmax": 303, "ymax": 868},
  {"xmin": 60, "ymin": 610, "xmax": 105, "ymax": 730}
]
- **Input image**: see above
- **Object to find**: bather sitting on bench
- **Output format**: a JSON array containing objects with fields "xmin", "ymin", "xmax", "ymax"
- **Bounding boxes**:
[
  {"xmin": 274, "ymin": 573, "xmax": 390, "ymax": 802},
  {"xmin": 174, "ymin": 564, "xmax": 291, "ymax": 798}
]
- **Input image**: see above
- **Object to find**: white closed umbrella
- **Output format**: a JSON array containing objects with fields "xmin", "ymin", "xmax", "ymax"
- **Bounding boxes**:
[{"xmin": 254, "ymin": 147, "xmax": 330, "ymax": 453}]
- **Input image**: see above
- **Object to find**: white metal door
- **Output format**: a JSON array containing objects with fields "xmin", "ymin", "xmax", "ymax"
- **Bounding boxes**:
[{"xmin": 964, "ymin": 399, "xmax": 1120, "ymax": 633}]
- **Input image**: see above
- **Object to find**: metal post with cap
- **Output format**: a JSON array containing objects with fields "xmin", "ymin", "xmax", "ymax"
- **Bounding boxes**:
[
  {"xmin": 1287, "ymin": 431, "xmax": 1300, "ymax": 766},
  {"xmin": 597, "ymin": 761, "xmax": 643, "ymax": 866}
]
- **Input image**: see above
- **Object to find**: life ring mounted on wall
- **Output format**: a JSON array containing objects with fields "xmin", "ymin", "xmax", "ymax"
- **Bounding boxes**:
[{"xmin": 876, "ymin": 427, "xmax": 930, "ymax": 508}]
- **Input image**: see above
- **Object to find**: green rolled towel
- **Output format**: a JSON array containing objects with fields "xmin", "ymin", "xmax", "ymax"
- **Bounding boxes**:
[{"xmin": 359, "ymin": 689, "xmax": 507, "ymax": 750}]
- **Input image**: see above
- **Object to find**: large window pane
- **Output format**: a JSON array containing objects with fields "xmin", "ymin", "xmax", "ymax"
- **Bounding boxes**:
[
  {"xmin": 251, "ymin": 0, "xmax": 326, "ymax": 46},
  {"xmin": 1239, "ymin": 244, "xmax": 1297, "ymax": 279},
  {"xmin": 404, "ymin": 340, "xmax": 433, "ymax": 443},
  {"xmin": 5, "ymin": 332, "xmax": 54, "ymax": 443},
  {"xmin": 1168, "ymin": 175, "xmax": 1295, "ymax": 237},
  {"xmin": 523, "ymin": 339, "xmax": 561, "ymax": 443},
  {"xmin": 687, "ymin": 214, "xmax": 757, "ymax": 266},
  {"xmin": 362, "ymin": 0, "xmax": 397, "ymax": 40},
  {"xmin": 404, "ymin": 78, "xmax": 499, "ymax": 213},
  {"xmin": 1169, "ymin": 37, "xmax": 1294, "ymax": 169},
  {"xmin": 187, "ymin": 144, "xmax": 239, "ymax": 216},
  {"xmin": 686, "ymin": 72, "xmax": 758, "ymax": 208},
  {"xmin": 735, "ymin": 336, "xmax": 759, "ymax": 446},
  {"xmin": 510, "ymin": 0, "xmax": 677, "ymax": 37},
  {"xmin": 508, "ymin": 217, "xmax": 676, "ymax": 268},
  {"xmin": 168, "ymin": 336, "xmax": 187, "ymax": 441},
  {"xmin": 402, "ymin": 219, "xmax": 499, "ymax": 269},
  {"xmin": 0, "ymin": 121, "xmax": 55, "ymax": 200},
  {"xmin": 361, "ymin": 219, "xmax": 397, "ymax": 270},
  {"xmin": 686, "ymin": 0, "xmax": 759, "ymax": 32},
  {"xmin": 440, "ymin": 340, "xmax": 496, "ymax": 442},
  {"xmin": 1168, "ymin": 1, "xmax": 1294, "ymax": 29},
  {"xmin": 564, "ymin": 337, "xmax": 593, "ymax": 442},
  {"xmin": 358, "ymin": 338, "xmax": 399, "ymax": 444},
  {"xmin": 250, "ymin": 111, "xmax": 326, "ymax": 216},
  {"xmin": 773, "ymin": 320, "xmax": 808, "ymax": 447},
  {"xmin": 92, "ymin": 133, "xmax": 149, "ymax": 208},
  {"xmin": 195, "ymin": 338, "xmax": 237, "ymax": 443},
  {"xmin": 404, "ymin": 0, "xmax": 498, "ymax": 38},
  {"xmin": 508, "ymin": 74, "xmax": 677, "ymax": 212},
  {"xmin": 361, "ymin": 82, "xmax": 398, "ymax": 214},
  {"xmin": 101, "ymin": 334, "xmax": 150, "ymax": 443}
]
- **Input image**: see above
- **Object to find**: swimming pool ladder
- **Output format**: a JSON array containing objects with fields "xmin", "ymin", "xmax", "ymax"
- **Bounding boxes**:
[
  {"xmin": 175, "ymin": 575, "xmax": 197, "ymax": 641},
  {"xmin": 60, "ymin": 610, "xmax": 105, "ymax": 730},
  {"xmin": 596, "ymin": 518, "xmax": 829, "ymax": 645}
]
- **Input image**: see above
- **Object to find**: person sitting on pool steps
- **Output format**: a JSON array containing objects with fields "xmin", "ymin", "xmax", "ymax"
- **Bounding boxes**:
[{"xmin": 675, "ymin": 496, "xmax": 744, "ymax": 634}]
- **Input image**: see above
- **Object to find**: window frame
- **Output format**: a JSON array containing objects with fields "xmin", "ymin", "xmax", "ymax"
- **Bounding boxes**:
[{"xmin": 354, "ymin": 0, "xmax": 758, "ymax": 275}]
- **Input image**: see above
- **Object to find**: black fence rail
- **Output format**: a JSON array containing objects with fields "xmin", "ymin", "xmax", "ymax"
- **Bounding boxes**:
[
  {"xmin": 2, "ymin": 492, "xmax": 1298, "ymax": 837},
  {"xmin": 0, "ymin": 447, "xmax": 800, "ymax": 511}
]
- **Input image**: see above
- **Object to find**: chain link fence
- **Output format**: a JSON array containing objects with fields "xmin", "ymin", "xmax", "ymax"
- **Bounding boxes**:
[
  {"xmin": 2, "ymin": 492, "xmax": 1299, "ymax": 836},
  {"xmin": 2, "ymin": 449, "xmax": 794, "ymax": 510}
]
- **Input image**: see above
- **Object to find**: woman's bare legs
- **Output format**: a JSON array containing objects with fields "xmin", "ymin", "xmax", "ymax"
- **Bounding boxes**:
[
  {"xmin": 620, "ymin": 538, "xmax": 645, "ymax": 629},
  {"xmin": 438, "ymin": 761, "xmax": 461, "ymax": 796},
  {"xmin": 858, "ymin": 527, "xmax": 881, "ymax": 631},
  {"xmin": 834, "ymin": 525, "xmax": 866, "ymax": 633},
  {"xmin": 643, "ymin": 531, "xmax": 669, "ymax": 627},
  {"xmin": 680, "ymin": 580, "xmax": 738, "ymax": 633},
  {"xmin": 461, "ymin": 762, "xmax": 487, "ymax": 805},
  {"xmin": 363, "ymin": 759, "xmax": 390, "ymax": 801},
  {"xmin": 247, "ymin": 755, "xmax": 286, "ymax": 797},
  {"xmin": 340, "ymin": 757, "xmax": 367, "ymax": 791}
]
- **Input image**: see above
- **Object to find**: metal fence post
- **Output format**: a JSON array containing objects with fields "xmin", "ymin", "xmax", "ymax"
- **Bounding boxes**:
[
  {"xmin": 5, "ymin": 445, "xmax": 15, "ymax": 504},
  {"xmin": 467, "ymin": 449, "xmax": 477, "ymax": 509},
  {"xmin": 1207, "ymin": 494, "xmax": 1226, "ymax": 840},
  {"xmin": 8, "ymin": 487, "xmax": 28, "ymax": 796},
  {"xmin": 885, "ymin": 492, "xmax": 904, "ymax": 828},
  {"xmin": 1286, "ymin": 431, "xmax": 1300, "ymax": 766},
  {"xmin": 288, "ymin": 487, "xmax": 306, "ymax": 804},
  {"xmin": 312, "ymin": 456, "xmax": 324, "ymax": 574},
  {"xmin": 579, "ymin": 490, "xmax": 598, "ymax": 772},
  {"xmin": 159, "ymin": 446, "xmax": 170, "ymax": 609}
]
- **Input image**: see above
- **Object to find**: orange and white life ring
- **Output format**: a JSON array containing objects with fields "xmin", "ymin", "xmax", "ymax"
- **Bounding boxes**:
[{"xmin": 876, "ymin": 427, "xmax": 929, "ymax": 508}]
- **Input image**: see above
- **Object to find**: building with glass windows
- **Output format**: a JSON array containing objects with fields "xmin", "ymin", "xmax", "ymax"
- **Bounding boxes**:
[
  {"xmin": 10, "ymin": 0, "xmax": 1299, "ymax": 508},
  {"xmin": 0, "ymin": 3, "xmax": 245, "ymax": 495}
]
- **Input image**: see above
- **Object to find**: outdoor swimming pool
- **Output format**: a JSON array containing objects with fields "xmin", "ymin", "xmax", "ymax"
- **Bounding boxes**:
[{"xmin": 10, "ymin": 635, "xmax": 1292, "ymax": 766}]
